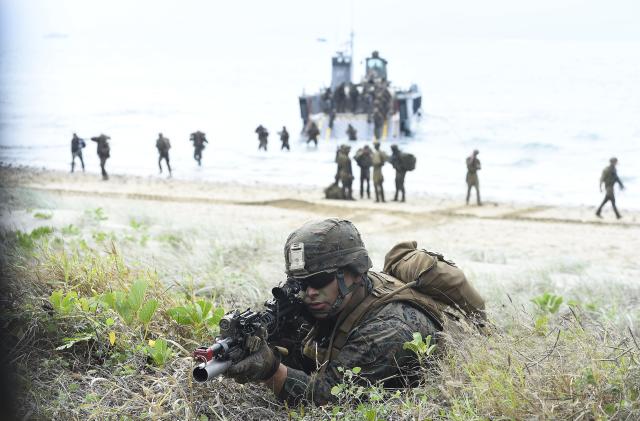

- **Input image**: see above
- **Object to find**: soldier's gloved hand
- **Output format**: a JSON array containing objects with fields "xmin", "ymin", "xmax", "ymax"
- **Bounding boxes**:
[{"xmin": 226, "ymin": 334, "xmax": 281, "ymax": 384}]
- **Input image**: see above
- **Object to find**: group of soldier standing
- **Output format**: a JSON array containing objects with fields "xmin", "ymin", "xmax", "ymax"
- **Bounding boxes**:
[
  {"xmin": 69, "ymin": 129, "xmax": 626, "ymax": 219},
  {"xmin": 329, "ymin": 142, "xmax": 415, "ymax": 203}
]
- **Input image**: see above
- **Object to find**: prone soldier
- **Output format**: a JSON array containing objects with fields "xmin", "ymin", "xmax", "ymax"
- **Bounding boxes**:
[{"xmin": 216, "ymin": 218, "xmax": 485, "ymax": 406}]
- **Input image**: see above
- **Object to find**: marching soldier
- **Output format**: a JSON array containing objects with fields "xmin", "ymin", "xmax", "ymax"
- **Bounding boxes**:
[{"xmin": 596, "ymin": 157, "xmax": 624, "ymax": 219}]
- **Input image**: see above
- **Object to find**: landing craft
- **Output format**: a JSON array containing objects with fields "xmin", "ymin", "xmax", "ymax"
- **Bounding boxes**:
[{"xmin": 298, "ymin": 49, "xmax": 422, "ymax": 141}]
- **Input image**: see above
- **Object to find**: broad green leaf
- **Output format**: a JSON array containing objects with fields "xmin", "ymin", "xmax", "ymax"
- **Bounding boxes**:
[
  {"xmin": 128, "ymin": 280, "xmax": 147, "ymax": 311},
  {"xmin": 138, "ymin": 300, "xmax": 158, "ymax": 325},
  {"xmin": 351, "ymin": 366, "xmax": 361, "ymax": 374},
  {"xmin": 167, "ymin": 307, "xmax": 192, "ymax": 325}
]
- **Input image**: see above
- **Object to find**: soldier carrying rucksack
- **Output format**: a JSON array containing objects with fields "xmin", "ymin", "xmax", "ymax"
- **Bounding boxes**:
[
  {"xmin": 190, "ymin": 131, "xmax": 208, "ymax": 166},
  {"xmin": 354, "ymin": 145, "xmax": 373, "ymax": 199},
  {"xmin": 390, "ymin": 144, "xmax": 416, "ymax": 202},
  {"xmin": 91, "ymin": 134, "xmax": 111, "ymax": 180}
]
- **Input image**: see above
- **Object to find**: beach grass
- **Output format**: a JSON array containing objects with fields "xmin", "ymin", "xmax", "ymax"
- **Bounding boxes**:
[{"xmin": 1, "ymin": 185, "xmax": 639, "ymax": 420}]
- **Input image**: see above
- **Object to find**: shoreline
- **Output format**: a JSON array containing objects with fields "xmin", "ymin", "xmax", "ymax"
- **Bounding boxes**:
[{"xmin": 1, "ymin": 164, "xmax": 637, "ymax": 227}]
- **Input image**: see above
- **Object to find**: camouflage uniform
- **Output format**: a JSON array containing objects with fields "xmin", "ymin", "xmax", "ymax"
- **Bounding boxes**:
[
  {"xmin": 372, "ymin": 145, "xmax": 388, "ymax": 202},
  {"xmin": 336, "ymin": 146, "xmax": 354, "ymax": 200},
  {"xmin": 91, "ymin": 134, "xmax": 111, "ymax": 180},
  {"xmin": 466, "ymin": 151, "xmax": 481, "ymax": 205},
  {"xmin": 596, "ymin": 159, "xmax": 624, "ymax": 218},
  {"xmin": 390, "ymin": 146, "xmax": 406, "ymax": 202},
  {"xmin": 278, "ymin": 295, "xmax": 439, "ymax": 405},
  {"xmin": 354, "ymin": 146, "xmax": 372, "ymax": 199}
]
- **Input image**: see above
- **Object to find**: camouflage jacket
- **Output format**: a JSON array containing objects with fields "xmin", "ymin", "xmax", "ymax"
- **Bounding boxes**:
[{"xmin": 278, "ymin": 299, "xmax": 439, "ymax": 406}]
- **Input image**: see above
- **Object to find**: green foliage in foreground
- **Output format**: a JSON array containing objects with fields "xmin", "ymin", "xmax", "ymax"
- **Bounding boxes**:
[{"xmin": 2, "ymin": 229, "xmax": 640, "ymax": 420}]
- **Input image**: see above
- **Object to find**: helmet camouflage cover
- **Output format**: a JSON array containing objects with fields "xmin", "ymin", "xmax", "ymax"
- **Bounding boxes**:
[{"xmin": 284, "ymin": 218, "xmax": 372, "ymax": 279}]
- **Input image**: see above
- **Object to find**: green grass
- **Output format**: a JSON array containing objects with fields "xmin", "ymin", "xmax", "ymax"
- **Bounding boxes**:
[{"xmin": 1, "ymin": 199, "xmax": 639, "ymax": 420}]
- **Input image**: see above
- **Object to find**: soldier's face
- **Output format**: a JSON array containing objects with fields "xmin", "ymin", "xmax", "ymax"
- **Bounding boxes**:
[{"xmin": 302, "ymin": 272, "xmax": 357, "ymax": 319}]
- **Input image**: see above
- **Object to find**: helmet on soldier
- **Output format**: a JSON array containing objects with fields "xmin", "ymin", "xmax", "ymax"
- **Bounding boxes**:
[{"xmin": 284, "ymin": 218, "xmax": 372, "ymax": 279}]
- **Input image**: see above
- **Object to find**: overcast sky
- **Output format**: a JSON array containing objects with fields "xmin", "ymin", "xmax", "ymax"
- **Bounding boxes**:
[{"xmin": 3, "ymin": 0, "xmax": 640, "ymax": 53}]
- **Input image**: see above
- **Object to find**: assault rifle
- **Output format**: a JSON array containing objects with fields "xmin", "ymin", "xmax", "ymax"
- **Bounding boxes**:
[{"xmin": 192, "ymin": 280, "xmax": 305, "ymax": 382}]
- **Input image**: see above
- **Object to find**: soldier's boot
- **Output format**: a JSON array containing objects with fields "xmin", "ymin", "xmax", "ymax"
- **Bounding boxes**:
[
  {"xmin": 71, "ymin": 160, "xmax": 75, "ymax": 173},
  {"xmin": 393, "ymin": 190, "xmax": 398, "ymax": 201},
  {"xmin": 401, "ymin": 188, "xmax": 406, "ymax": 202},
  {"xmin": 375, "ymin": 187, "xmax": 380, "ymax": 202},
  {"xmin": 158, "ymin": 158, "xmax": 163, "ymax": 174},
  {"xmin": 80, "ymin": 157, "xmax": 85, "ymax": 172},
  {"xmin": 167, "ymin": 161, "xmax": 172, "ymax": 178},
  {"xmin": 477, "ymin": 189, "xmax": 482, "ymax": 206},
  {"xmin": 612, "ymin": 199, "xmax": 621, "ymax": 219},
  {"xmin": 466, "ymin": 187, "xmax": 471, "ymax": 205},
  {"xmin": 596, "ymin": 197, "xmax": 607, "ymax": 217},
  {"xmin": 381, "ymin": 188, "xmax": 386, "ymax": 203}
]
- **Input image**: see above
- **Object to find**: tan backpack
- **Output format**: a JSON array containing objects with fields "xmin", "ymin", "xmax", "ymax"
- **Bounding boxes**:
[{"xmin": 383, "ymin": 241, "xmax": 486, "ymax": 322}]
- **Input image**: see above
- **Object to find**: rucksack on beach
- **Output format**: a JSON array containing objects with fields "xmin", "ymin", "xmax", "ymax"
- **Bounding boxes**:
[
  {"xmin": 383, "ymin": 241, "xmax": 485, "ymax": 322},
  {"xmin": 400, "ymin": 153, "xmax": 416, "ymax": 171},
  {"xmin": 324, "ymin": 182, "xmax": 345, "ymax": 200}
]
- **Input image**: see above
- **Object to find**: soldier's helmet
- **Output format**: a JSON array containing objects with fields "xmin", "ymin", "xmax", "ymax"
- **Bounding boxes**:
[
  {"xmin": 610, "ymin": 157, "xmax": 618, "ymax": 164},
  {"xmin": 284, "ymin": 218, "xmax": 372, "ymax": 279},
  {"xmin": 391, "ymin": 144, "xmax": 399, "ymax": 151},
  {"xmin": 473, "ymin": 149, "xmax": 479, "ymax": 155}
]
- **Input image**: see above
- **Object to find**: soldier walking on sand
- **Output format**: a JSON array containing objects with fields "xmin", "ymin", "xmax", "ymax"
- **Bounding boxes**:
[
  {"xmin": 190, "ymin": 131, "xmax": 208, "ymax": 166},
  {"xmin": 70, "ymin": 133, "xmax": 86, "ymax": 173},
  {"xmin": 256, "ymin": 125, "xmax": 269, "ymax": 151},
  {"xmin": 596, "ymin": 157, "xmax": 625, "ymax": 219},
  {"xmin": 371, "ymin": 141, "xmax": 388, "ymax": 202},
  {"xmin": 91, "ymin": 134, "xmax": 111, "ymax": 180},
  {"xmin": 278, "ymin": 126, "xmax": 290, "ymax": 151},
  {"xmin": 156, "ymin": 132, "xmax": 172, "ymax": 177},
  {"xmin": 307, "ymin": 121, "xmax": 320, "ymax": 147},
  {"xmin": 466, "ymin": 149, "xmax": 482, "ymax": 206},
  {"xmin": 336, "ymin": 145, "xmax": 355, "ymax": 200},
  {"xmin": 354, "ymin": 145, "xmax": 373, "ymax": 199},
  {"xmin": 390, "ymin": 145, "xmax": 407, "ymax": 202}
]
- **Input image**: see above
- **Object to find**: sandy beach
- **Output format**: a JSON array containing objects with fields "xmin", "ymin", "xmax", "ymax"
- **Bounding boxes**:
[{"xmin": 2, "ymin": 164, "xmax": 638, "ymax": 302}]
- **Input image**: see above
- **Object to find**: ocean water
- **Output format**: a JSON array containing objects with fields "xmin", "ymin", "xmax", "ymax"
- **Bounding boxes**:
[{"xmin": 1, "ymin": 32, "xmax": 639, "ymax": 209}]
